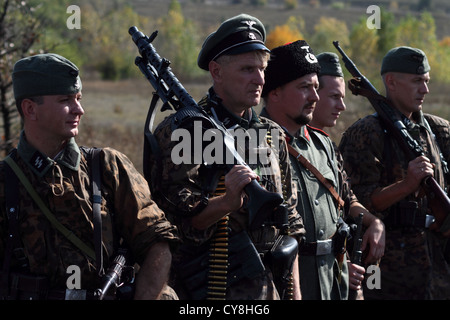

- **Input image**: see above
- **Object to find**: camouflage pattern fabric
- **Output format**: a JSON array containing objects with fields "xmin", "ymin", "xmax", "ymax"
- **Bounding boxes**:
[
  {"xmin": 339, "ymin": 110, "xmax": 450, "ymax": 299},
  {"xmin": 149, "ymin": 88, "xmax": 304, "ymax": 299},
  {"xmin": 0, "ymin": 134, "xmax": 178, "ymax": 292}
]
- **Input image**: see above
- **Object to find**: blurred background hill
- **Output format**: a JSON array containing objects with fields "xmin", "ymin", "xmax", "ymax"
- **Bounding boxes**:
[{"xmin": 1, "ymin": 0, "xmax": 449, "ymax": 171}]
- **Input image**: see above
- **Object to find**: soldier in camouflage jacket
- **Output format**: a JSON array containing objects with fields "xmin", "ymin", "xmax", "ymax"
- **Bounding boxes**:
[
  {"xmin": 339, "ymin": 46, "xmax": 450, "ymax": 299},
  {"xmin": 0, "ymin": 53, "xmax": 178, "ymax": 300}
]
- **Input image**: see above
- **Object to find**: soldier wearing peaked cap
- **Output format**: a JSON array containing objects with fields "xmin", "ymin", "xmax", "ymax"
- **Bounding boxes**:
[
  {"xmin": 0, "ymin": 53, "xmax": 178, "ymax": 300},
  {"xmin": 149, "ymin": 14, "xmax": 305, "ymax": 300},
  {"xmin": 339, "ymin": 46, "xmax": 450, "ymax": 299}
]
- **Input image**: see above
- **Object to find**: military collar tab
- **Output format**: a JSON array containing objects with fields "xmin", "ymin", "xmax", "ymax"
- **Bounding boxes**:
[
  {"xmin": 294, "ymin": 126, "xmax": 310, "ymax": 143},
  {"xmin": 17, "ymin": 133, "xmax": 81, "ymax": 178},
  {"xmin": 307, "ymin": 124, "xmax": 330, "ymax": 137}
]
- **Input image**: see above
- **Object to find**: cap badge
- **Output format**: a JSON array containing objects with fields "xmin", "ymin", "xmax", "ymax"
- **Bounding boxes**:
[
  {"xmin": 242, "ymin": 20, "xmax": 256, "ymax": 30},
  {"xmin": 248, "ymin": 32, "xmax": 257, "ymax": 40},
  {"xmin": 301, "ymin": 45, "xmax": 318, "ymax": 64}
]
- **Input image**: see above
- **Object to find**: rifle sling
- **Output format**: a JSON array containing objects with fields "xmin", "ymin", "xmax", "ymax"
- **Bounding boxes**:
[
  {"xmin": 88, "ymin": 148, "xmax": 104, "ymax": 276},
  {"xmin": 287, "ymin": 144, "xmax": 345, "ymax": 210},
  {"xmin": 3, "ymin": 156, "xmax": 96, "ymax": 261}
]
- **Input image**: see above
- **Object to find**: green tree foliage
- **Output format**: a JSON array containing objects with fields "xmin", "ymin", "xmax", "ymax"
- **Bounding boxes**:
[
  {"xmin": 80, "ymin": 4, "xmax": 149, "ymax": 80},
  {"xmin": 155, "ymin": 0, "xmax": 203, "ymax": 80},
  {"xmin": 309, "ymin": 16, "xmax": 349, "ymax": 54},
  {"xmin": 0, "ymin": 0, "xmax": 43, "ymax": 154}
]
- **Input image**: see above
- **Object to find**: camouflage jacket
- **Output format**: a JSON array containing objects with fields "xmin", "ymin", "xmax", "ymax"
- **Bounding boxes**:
[
  {"xmin": 340, "ymin": 110, "xmax": 450, "ymax": 299},
  {"xmin": 150, "ymin": 88, "xmax": 304, "ymax": 245},
  {"xmin": 0, "ymin": 132, "xmax": 178, "ymax": 291},
  {"xmin": 339, "ymin": 110, "xmax": 449, "ymax": 218},
  {"xmin": 149, "ymin": 88, "xmax": 304, "ymax": 298}
]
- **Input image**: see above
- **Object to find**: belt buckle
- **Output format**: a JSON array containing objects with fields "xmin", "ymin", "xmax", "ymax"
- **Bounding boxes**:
[
  {"xmin": 65, "ymin": 289, "xmax": 87, "ymax": 300},
  {"xmin": 316, "ymin": 239, "xmax": 333, "ymax": 255},
  {"xmin": 425, "ymin": 215, "xmax": 435, "ymax": 228}
]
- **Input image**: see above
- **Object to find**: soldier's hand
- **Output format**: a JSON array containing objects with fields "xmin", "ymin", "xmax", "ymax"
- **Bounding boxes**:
[
  {"xmin": 362, "ymin": 218, "xmax": 385, "ymax": 264},
  {"xmin": 224, "ymin": 165, "xmax": 259, "ymax": 212},
  {"xmin": 347, "ymin": 262, "xmax": 365, "ymax": 291},
  {"xmin": 405, "ymin": 156, "xmax": 435, "ymax": 191}
]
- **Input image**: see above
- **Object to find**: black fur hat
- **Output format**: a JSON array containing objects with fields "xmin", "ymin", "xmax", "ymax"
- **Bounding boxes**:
[{"xmin": 262, "ymin": 40, "xmax": 320, "ymax": 97}]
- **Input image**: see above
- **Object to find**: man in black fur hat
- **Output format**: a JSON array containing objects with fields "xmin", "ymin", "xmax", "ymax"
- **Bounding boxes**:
[{"xmin": 261, "ymin": 41, "xmax": 351, "ymax": 299}]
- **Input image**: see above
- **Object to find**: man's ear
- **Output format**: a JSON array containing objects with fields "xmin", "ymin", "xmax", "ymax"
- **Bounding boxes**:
[
  {"xmin": 268, "ymin": 87, "xmax": 281, "ymax": 103},
  {"xmin": 21, "ymin": 98, "xmax": 38, "ymax": 120},
  {"xmin": 209, "ymin": 60, "xmax": 222, "ymax": 83},
  {"xmin": 384, "ymin": 73, "xmax": 397, "ymax": 92}
]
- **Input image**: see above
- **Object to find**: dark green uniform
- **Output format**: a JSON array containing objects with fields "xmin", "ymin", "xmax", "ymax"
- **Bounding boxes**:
[{"xmin": 262, "ymin": 107, "xmax": 351, "ymax": 299}]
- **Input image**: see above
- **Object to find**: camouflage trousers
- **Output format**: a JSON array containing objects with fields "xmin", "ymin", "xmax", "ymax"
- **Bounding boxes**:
[{"xmin": 364, "ymin": 228, "xmax": 450, "ymax": 300}]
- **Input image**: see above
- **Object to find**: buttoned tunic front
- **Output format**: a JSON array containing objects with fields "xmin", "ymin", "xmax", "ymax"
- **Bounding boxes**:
[{"xmin": 289, "ymin": 125, "xmax": 349, "ymax": 300}]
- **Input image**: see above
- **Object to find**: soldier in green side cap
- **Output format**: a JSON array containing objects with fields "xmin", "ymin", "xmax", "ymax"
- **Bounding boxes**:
[
  {"xmin": 309, "ymin": 52, "xmax": 386, "ymax": 300},
  {"xmin": 0, "ymin": 53, "xmax": 178, "ymax": 300},
  {"xmin": 340, "ymin": 45, "xmax": 450, "ymax": 300},
  {"xmin": 149, "ymin": 14, "xmax": 304, "ymax": 300}
]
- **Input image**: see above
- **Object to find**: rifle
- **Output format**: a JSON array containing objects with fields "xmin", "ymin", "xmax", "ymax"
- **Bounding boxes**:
[
  {"xmin": 348, "ymin": 212, "xmax": 364, "ymax": 300},
  {"xmin": 333, "ymin": 41, "xmax": 450, "ymax": 233},
  {"xmin": 129, "ymin": 26, "xmax": 284, "ymax": 229}
]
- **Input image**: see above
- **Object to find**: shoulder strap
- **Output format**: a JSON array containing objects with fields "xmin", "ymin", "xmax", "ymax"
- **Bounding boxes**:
[
  {"xmin": 3, "ymin": 156, "xmax": 96, "ymax": 261},
  {"xmin": 287, "ymin": 144, "xmax": 345, "ymax": 210},
  {"xmin": 87, "ymin": 148, "xmax": 104, "ymax": 276},
  {"xmin": 1, "ymin": 151, "xmax": 29, "ymax": 297}
]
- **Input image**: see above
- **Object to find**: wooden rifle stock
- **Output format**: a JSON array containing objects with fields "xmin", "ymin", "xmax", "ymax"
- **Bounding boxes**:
[{"xmin": 333, "ymin": 41, "xmax": 450, "ymax": 233}]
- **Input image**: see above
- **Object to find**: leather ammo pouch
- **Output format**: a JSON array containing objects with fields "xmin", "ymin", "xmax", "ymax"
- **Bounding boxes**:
[
  {"xmin": 174, "ymin": 231, "xmax": 265, "ymax": 300},
  {"xmin": 386, "ymin": 200, "xmax": 435, "ymax": 229},
  {"xmin": 264, "ymin": 234, "xmax": 298, "ymax": 299}
]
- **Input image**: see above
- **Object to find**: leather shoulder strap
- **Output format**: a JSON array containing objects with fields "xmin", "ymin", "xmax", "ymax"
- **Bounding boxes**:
[
  {"xmin": 287, "ymin": 144, "xmax": 345, "ymax": 210},
  {"xmin": 4, "ymin": 155, "xmax": 96, "ymax": 260}
]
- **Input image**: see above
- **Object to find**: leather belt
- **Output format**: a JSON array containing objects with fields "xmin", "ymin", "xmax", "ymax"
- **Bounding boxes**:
[{"xmin": 299, "ymin": 239, "xmax": 334, "ymax": 256}]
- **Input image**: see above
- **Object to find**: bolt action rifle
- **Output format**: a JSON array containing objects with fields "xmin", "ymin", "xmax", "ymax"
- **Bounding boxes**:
[
  {"xmin": 333, "ymin": 41, "xmax": 450, "ymax": 234},
  {"xmin": 129, "ymin": 26, "xmax": 284, "ymax": 229}
]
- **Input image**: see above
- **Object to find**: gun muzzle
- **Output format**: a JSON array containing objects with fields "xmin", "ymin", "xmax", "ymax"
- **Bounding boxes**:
[{"xmin": 95, "ymin": 254, "xmax": 126, "ymax": 300}]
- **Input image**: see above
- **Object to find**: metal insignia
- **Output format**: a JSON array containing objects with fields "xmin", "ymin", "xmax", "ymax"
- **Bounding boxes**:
[{"xmin": 242, "ymin": 20, "xmax": 256, "ymax": 30}]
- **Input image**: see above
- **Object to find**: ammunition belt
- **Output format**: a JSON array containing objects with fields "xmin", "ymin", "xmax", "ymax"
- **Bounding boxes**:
[{"xmin": 207, "ymin": 175, "xmax": 228, "ymax": 300}]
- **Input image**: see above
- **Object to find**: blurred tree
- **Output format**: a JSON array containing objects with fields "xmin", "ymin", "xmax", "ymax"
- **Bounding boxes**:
[
  {"xmin": 376, "ymin": 8, "xmax": 396, "ymax": 57},
  {"xmin": 155, "ymin": 0, "xmax": 203, "ymax": 80},
  {"xmin": 80, "ymin": 4, "xmax": 149, "ymax": 80},
  {"xmin": 348, "ymin": 17, "xmax": 381, "ymax": 90},
  {"xmin": 310, "ymin": 16, "xmax": 349, "ymax": 54},
  {"xmin": 0, "ymin": 0, "xmax": 43, "ymax": 155},
  {"xmin": 266, "ymin": 16, "xmax": 305, "ymax": 49},
  {"xmin": 266, "ymin": 25, "xmax": 304, "ymax": 49}
]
